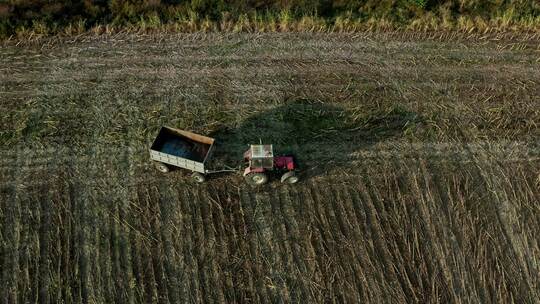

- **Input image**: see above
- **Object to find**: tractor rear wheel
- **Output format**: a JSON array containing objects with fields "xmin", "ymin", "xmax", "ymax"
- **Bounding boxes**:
[
  {"xmin": 245, "ymin": 172, "xmax": 268, "ymax": 186},
  {"xmin": 281, "ymin": 171, "xmax": 299, "ymax": 184},
  {"xmin": 154, "ymin": 162, "xmax": 170, "ymax": 173},
  {"xmin": 191, "ymin": 172, "xmax": 206, "ymax": 183}
]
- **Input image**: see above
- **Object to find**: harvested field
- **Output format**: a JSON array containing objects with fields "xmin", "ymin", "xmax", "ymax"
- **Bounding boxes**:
[{"xmin": 1, "ymin": 32, "xmax": 539, "ymax": 303}]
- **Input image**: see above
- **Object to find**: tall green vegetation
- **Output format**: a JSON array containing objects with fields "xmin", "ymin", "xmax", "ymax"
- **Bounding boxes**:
[{"xmin": 0, "ymin": 0, "xmax": 539, "ymax": 38}]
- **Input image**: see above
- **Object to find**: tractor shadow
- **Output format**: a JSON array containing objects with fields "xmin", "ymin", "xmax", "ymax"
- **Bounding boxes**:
[{"xmin": 208, "ymin": 99, "xmax": 421, "ymax": 180}]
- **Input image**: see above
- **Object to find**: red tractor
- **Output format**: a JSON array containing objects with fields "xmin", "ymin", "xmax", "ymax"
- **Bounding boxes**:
[{"xmin": 243, "ymin": 144, "xmax": 299, "ymax": 185}]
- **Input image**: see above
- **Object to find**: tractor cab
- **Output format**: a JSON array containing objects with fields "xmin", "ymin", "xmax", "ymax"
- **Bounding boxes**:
[{"xmin": 245, "ymin": 144, "xmax": 274, "ymax": 169}]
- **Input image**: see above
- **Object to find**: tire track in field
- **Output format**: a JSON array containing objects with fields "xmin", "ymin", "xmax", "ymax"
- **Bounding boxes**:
[
  {"xmin": 149, "ymin": 187, "xmax": 165, "ymax": 303},
  {"xmin": 73, "ymin": 148, "xmax": 94, "ymax": 304},
  {"xmin": 251, "ymin": 190, "xmax": 290, "ymax": 302},
  {"xmin": 471, "ymin": 145, "xmax": 540, "ymax": 301},
  {"xmin": 286, "ymin": 186, "xmax": 325, "ymax": 302},
  {"xmin": 217, "ymin": 188, "xmax": 254, "ymax": 301},
  {"xmin": 336, "ymin": 183, "xmax": 375, "ymax": 302},
  {"xmin": 239, "ymin": 190, "xmax": 270, "ymax": 304},
  {"xmin": 0, "ymin": 145, "xmax": 20, "ymax": 303},
  {"xmin": 226, "ymin": 189, "xmax": 251, "ymax": 301},
  {"xmin": 276, "ymin": 186, "xmax": 310, "ymax": 302},
  {"xmin": 383, "ymin": 166, "xmax": 431, "ymax": 301},
  {"xmin": 232, "ymin": 189, "xmax": 260, "ymax": 302},
  {"xmin": 381, "ymin": 168, "xmax": 430, "ymax": 302},
  {"xmin": 108, "ymin": 187, "xmax": 125, "ymax": 303},
  {"xmin": 200, "ymin": 187, "xmax": 227, "ymax": 303},
  {"xmin": 127, "ymin": 186, "xmax": 161, "ymax": 303},
  {"xmin": 206, "ymin": 188, "xmax": 236, "ymax": 302},
  {"xmin": 36, "ymin": 185, "xmax": 53, "ymax": 304},
  {"xmin": 234, "ymin": 188, "xmax": 260, "ymax": 303},
  {"xmin": 420, "ymin": 159, "xmax": 482, "ymax": 301},
  {"xmin": 492, "ymin": 161, "xmax": 540, "ymax": 300},
  {"xmin": 449, "ymin": 140, "xmax": 532, "ymax": 301},
  {"xmin": 242, "ymin": 191, "xmax": 273, "ymax": 303},
  {"xmin": 84, "ymin": 156, "xmax": 110, "ymax": 302},
  {"xmin": 268, "ymin": 188, "xmax": 298, "ymax": 301},
  {"xmin": 228, "ymin": 189, "xmax": 252, "ymax": 302},
  {"xmin": 102, "ymin": 169, "xmax": 123, "ymax": 303},
  {"xmin": 308, "ymin": 182, "xmax": 351, "ymax": 302},
  {"xmin": 179, "ymin": 188, "xmax": 202, "ymax": 303},
  {"xmin": 238, "ymin": 189, "xmax": 269, "ymax": 303},
  {"xmin": 120, "ymin": 140, "xmax": 139, "ymax": 304},
  {"xmin": 212, "ymin": 189, "xmax": 238, "ymax": 302},
  {"xmin": 404, "ymin": 162, "xmax": 456, "ymax": 302},
  {"xmin": 155, "ymin": 183, "xmax": 180, "ymax": 304},
  {"xmin": 346, "ymin": 178, "xmax": 386, "ymax": 302},
  {"xmin": 94, "ymin": 186, "xmax": 114, "ymax": 303},
  {"xmin": 19, "ymin": 190, "xmax": 40, "ymax": 302},
  {"xmin": 362, "ymin": 165, "xmax": 417, "ymax": 303},
  {"xmin": 16, "ymin": 191, "xmax": 40, "ymax": 303},
  {"xmin": 149, "ymin": 185, "xmax": 169, "ymax": 304},
  {"xmin": 326, "ymin": 182, "xmax": 369, "ymax": 302},
  {"xmin": 168, "ymin": 183, "xmax": 190, "ymax": 302},
  {"xmin": 132, "ymin": 188, "xmax": 152, "ymax": 303},
  {"xmin": 445, "ymin": 161, "xmax": 500, "ymax": 299},
  {"xmin": 344, "ymin": 175, "xmax": 401, "ymax": 302},
  {"xmin": 193, "ymin": 189, "xmax": 213, "ymax": 303},
  {"xmin": 300, "ymin": 184, "xmax": 331, "ymax": 301},
  {"xmin": 306, "ymin": 183, "xmax": 344, "ymax": 301},
  {"xmin": 12, "ymin": 61, "xmax": 70, "ymax": 304},
  {"xmin": 296, "ymin": 185, "xmax": 332, "ymax": 302},
  {"xmin": 355, "ymin": 172, "xmax": 409, "ymax": 303},
  {"xmin": 92, "ymin": 144, "xmax": 153, "ymax": 303},
  {"xmin": 191, "ymin": 188, "xmax": 216, "ymax": 303},
  {"xmin": 129, "ymin": 188, "xmax": 147, "ymax": 303},
  {"xmin": 11, "ymin": 146, "xmax": 65, "ymax": 303},
  {"xmin": 504, "ymin": 166, "xmax": 540, "ymax": 285},
  {"xmin": 495, "ymin": 165, "xmax": 540, "ymax": 298},
  {"xmin": 127, "ymin": 189, "xmax": 145, "ymax": 303},
  {"xmin": 417, "ymin": 159, "xmax": 466, "ymax": 302},
  {"xmin": 321, "ymin": 181, "xmax": 363, "ymax": 302},
  {"xmin": 48, "ymin": 178, "xmax": 72, "ymax": 302},
  {"xmin": 255, "ymin": 188, "xmax": 291, "ymax": 302}
]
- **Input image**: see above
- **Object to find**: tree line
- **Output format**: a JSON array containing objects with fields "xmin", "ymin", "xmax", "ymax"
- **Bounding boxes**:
[{"xmin": 0, "ymin": 0, "xmax": 538, "ymax": 38}]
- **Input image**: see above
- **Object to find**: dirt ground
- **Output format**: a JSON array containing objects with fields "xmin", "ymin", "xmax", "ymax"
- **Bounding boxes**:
[{"xmin": 1, "ymin": 32, "xmax": 539, "ymax": 303}]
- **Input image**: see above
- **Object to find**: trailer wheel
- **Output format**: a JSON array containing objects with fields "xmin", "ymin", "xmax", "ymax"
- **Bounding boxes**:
[
  {"xmin": 154, "ymin": 162, "xmax": 170, "ymax": 173},
  {"xmin": 281, "ymin": 171, "xmax": 299, "ymax": 184},
  {"xmin": 191, "ymin": 172, "xmax": 206, "ymax": 183},
  {"xmin": 245, "ymin": 172, "xmax": 268, "ymax": 186}
]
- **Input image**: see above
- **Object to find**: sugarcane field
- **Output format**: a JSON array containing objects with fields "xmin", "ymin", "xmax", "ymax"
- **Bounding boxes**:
[{"xmin": 1, "ymin": 2, "xmax": 540, "ymax": 302}]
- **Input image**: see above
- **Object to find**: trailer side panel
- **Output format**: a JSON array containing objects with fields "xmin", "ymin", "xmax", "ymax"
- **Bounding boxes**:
[{"xmin": 150, "ymin": 150, "xmax": 205, "ymax": 173}]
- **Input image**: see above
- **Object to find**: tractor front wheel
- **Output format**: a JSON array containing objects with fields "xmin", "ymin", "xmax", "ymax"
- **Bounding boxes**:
[
  {"xmin": 281, "ymin": 171, "xmax": 299, "ymax": 184},
  {"xmin": 191, "ymin": 172, "xmax": 206, "ymax": 183},
  {"xmin": 245, "ymin": 172, "xmax": 268, "ymax": 186}
]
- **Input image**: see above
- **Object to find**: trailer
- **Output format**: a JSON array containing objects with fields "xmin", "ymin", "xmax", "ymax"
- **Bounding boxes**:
[
  {"xmin": 150, "ymin": 126, "xmax": 222, "ymax": 182},
  {"xmin": 150, "ymin": 126, "xmax": 298, "ymax": 185}
]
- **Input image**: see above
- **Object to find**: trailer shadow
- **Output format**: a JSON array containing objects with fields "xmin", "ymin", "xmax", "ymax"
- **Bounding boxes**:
[{"xmin": 208, "ymin": 99, "xmax": 421, "ymax": 181}]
